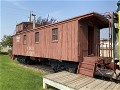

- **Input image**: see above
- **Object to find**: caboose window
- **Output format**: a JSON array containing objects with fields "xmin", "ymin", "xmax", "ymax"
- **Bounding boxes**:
[
  {"xmin": 52, "ymin": 28, "xmax": 58, "ymax": 41},
  {"xmin": 23, "ymin": 35, "xmax": 27, "ymax": 44},
  {"xmin": 35, "ymin": 32, "xmax": 39, "ymax": 43}
]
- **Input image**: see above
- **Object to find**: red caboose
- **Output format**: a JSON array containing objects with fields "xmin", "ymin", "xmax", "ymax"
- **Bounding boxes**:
[{"xmin": 13, "ymin": 12, "xmax": 109, "ymax": 73}]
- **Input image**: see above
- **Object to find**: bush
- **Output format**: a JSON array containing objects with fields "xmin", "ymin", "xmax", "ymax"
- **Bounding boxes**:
[
  {"xmin": 8, "ymin": 49, "xmax": 12, "ymax": 55},
  {"xmin": 0, "ymin": 49, "xmax": 12, "ymax": 56},
  {"xmin": 0, "ymin": 52, "xmax": 8, "ymax": 55},
  {"xmin": 8, "ymin": 49, "xmax": 13, "ymax": 58}
]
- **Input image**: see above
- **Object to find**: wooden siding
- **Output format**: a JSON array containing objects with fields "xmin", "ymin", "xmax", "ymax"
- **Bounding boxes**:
[{"xmin": 13, "ymin": 20, "xmax": 79, "ymax": 62}]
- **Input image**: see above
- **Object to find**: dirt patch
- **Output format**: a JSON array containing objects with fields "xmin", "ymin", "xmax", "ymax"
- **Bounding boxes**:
[{"xmin": 17, "ymin": 63, "xmax": 54, "ymax": 75}]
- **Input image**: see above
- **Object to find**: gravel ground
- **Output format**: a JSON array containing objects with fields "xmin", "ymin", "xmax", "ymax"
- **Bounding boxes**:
[{"xmin": 17, "ymin": 63, "xmax": 54, "ymax": 75}]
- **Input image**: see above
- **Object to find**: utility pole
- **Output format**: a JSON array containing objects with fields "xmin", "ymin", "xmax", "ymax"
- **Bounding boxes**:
[
  {"xmin": 117, "ymin": 1, "xmax": 120, "ymax": 69},
  {"xmin": 29, "ymin": 11, "xmax": 32, "ymax": 22}
]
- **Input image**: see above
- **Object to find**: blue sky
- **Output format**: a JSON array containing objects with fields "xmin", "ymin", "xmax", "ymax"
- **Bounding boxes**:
[{"xmin": 0, "ymin": 0, "xmax": 118, "ymax": 41}]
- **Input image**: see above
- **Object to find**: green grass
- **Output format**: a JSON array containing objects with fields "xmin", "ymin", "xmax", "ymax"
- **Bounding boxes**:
[{"xmin": 0, "ymin": 55, "xmax": 45, "ymax": 90}]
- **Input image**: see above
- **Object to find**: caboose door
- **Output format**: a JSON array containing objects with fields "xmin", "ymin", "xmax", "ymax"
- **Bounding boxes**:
[{"xmin": 88, "ymin": 26, "xmax": 94, "ymax": 55}]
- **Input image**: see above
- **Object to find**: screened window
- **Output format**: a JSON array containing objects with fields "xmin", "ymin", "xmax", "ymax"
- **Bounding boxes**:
[
  {"xmin": 23, "ymin": 35, "xmax": 27, "ymax": 44},
  {"xmin": 52, "ymin": 28, "xmax": 58, "ymax": 41},
  {"xmin": 35, "ymin": 32, "xmax": 39, "ymax": 43}
]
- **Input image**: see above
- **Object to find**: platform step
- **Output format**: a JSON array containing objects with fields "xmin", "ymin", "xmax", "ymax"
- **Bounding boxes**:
[
  {"xmin": 80, "ymin": 62, "xmax": 95, "ymax": 70},
  {"xmin": 79, "ymin": 68, "xmax": 95, "ymax": 77},
  {"xmin": 78, "ymin": 57, "xmax": 97, "ymax": 77},
  {"xmin": 83, "ymin": 56, "xmax": 99, "ymax": 63}
]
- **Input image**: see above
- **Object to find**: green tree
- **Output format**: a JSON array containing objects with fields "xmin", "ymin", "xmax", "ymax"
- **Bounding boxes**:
[{"xmin": 1, "ymin": 35, "xmax": 13, "ymax": 47}]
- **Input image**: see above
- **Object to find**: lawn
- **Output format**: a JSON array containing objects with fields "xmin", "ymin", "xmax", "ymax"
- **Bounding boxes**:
[{"xmin": 0, "ymin": 54, "xmax": 45, "ymax": 90}]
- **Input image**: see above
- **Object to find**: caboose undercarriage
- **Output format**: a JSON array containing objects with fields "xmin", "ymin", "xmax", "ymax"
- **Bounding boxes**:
[{"xmin": 15, "ymin": 55, "xmax": 79, "ymax": 73}]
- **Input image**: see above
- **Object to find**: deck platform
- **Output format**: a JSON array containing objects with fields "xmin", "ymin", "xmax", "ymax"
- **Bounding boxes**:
[{"xmin": 43, "ymin": 71, "xmax": 120, "ymax": 90}]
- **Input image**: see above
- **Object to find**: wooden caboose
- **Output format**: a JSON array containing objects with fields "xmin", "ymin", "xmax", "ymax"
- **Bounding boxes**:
[{"xmin": 13, "ymin": 12, "xmax": 109, "ymax": 73}]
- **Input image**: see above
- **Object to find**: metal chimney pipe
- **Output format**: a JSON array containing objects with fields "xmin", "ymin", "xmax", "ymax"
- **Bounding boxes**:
[{"xmin": 32, "ymin": 13, "xmax": 36, "ymax": 29}]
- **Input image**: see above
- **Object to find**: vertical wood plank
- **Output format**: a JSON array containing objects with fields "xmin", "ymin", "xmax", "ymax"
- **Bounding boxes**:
[{"xmin": 67, "ymin": 22, "xmax": 72, "ymax": 61}]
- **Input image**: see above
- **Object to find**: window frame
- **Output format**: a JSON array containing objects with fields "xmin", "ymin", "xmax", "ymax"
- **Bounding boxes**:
[
  {"xmin": 52, "ymin": 28, "xmax": 58, "ymax": 42},
  {"xmin": 35, "ymin": 32, "xmax": 39, "ymax": 43}
]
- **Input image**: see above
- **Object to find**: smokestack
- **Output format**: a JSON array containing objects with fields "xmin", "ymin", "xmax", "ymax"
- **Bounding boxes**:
[{"xmin": 32, "ymin": 13, "xmax": 36, "ymax": 29}]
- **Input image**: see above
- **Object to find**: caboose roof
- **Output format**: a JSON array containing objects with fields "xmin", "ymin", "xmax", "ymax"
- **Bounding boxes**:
[
  {"xmin": 16, "ymin": 22, "xmax": 32, "ymax": 26},
  {"xmin": 16, "ymin": 22, "xmax": 40, "ymax": 26},
  {"xmin": 15, "ymin": 12, "xmax": 109, "ymax": 35},
  {"xmin": 36, "ymin": 12, "xmax": 109, "ymax": 29}
]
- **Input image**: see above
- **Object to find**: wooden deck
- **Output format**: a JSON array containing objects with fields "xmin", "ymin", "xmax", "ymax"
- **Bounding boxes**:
[{"xmin": 43, "ymin": 71, "xmax": 120, "ymax": 90}]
